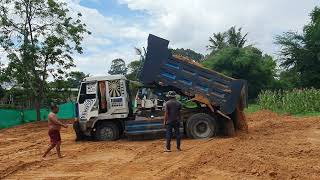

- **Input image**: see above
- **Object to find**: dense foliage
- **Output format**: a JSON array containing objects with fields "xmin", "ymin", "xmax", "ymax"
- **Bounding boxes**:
[
  {"xmin": 0, "ymin": 85, "xmax": 4, "ymax": 99},
  {"xmin": 67, "ymin": 71, "xmax": 89, "ymax": 88},
  {"xmin": 126, "ymin": 60, "xmax": 141, "ymax": 81},
  {"xmin": 203, "ymin": 26, "xmax": 276, "ymax": 100},
  {"xmin": 276, "ymin": 7, "xmax": 320, "ymax": 89},
  {"xmin": 46, "ymin": 80, "xmax": 75, "ymax": 104},
  {"xmin": 45, "ymin": 71, "xmax": 88, "ymax": 104},
  {"xmin": 258, "ymin": 88, "xmax": 320, "ymax": 114},
  {"xmin": 0, "ymin": 0, "xmax": 90, "ymax": 120},
  {"xmin": 203, "ymin": 46, "xmax": 276, "ymax": 99},
  {"xmin": 257, "ymin": 6, "xmax": 320, "ymax": 115}
]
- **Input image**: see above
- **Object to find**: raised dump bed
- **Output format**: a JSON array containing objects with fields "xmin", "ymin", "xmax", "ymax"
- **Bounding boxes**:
[{"xmin": 140, "ymin": 34, "xmax": 247, "ymax": 115}]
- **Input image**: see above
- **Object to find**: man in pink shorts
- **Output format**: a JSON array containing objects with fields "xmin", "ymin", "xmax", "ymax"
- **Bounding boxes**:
[{"xmin": 42, "ymin": 104, "xmax": 68, "ymax": 158}]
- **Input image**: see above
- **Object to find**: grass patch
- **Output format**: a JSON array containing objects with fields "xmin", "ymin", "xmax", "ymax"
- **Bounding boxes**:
[
  {"xmin": 294, "ymin": 112, "xmax": 320, "ymax": 117},
  {"xmin": 245, "ymin": 104, "xmax": 320, "ymax": 117},
  {"xmin": 245, "ymin": 104, "xmax": 261, "ymax": 113},
  {"xmin": 258, "ymin": 88, "xmax": 320, "ymax": 115}
]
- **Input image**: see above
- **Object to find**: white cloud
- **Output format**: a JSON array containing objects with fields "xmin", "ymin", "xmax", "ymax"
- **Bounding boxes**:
[
  {"xmin": 64, "ymin": 0, "xmax": 148, "ymax": 75},
  {"xmin": 67, "ymin": 1, "xmax": 148, "ymax": 40},
  {"xmin": 72, "ymin": 45, "xmax": 136, "ymax": 76},
  {"xmin": 119, "ymin": 0, "xmax": 319, "ymax": 55},
  {"xmin": 81, "ymin": 35, "xmax": 112, "ymax": 52},
  {"xmin": 4, "ymin": 0, "xmax": 318, "ymax": 77}
]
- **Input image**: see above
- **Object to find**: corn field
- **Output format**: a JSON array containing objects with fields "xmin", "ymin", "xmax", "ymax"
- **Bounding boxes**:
[{"xmin": 258, "ymin": 88, "xmax": 320, "ymax": 114}]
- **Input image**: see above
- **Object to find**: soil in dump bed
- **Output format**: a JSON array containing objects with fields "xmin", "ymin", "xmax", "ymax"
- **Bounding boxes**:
[{"xmin": 0, "ymin": 110, "xmax": 320, "ymax": 179}]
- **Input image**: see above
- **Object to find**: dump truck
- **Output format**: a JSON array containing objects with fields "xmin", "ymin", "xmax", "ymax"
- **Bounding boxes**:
[{"xmin": 73, "ymin": 34, "xmax": 248, "ymax": 141}]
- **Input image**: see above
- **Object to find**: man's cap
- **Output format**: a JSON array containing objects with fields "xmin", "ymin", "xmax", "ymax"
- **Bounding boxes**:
[{"xmin": 166, "ymin": 91, "xmax": 177, "ymax": 98}]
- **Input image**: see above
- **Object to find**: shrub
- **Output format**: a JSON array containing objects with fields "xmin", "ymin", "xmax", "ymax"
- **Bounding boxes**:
[{"xmin": 258, "ymin": 88, "xmax": 320, "ymax": 114}]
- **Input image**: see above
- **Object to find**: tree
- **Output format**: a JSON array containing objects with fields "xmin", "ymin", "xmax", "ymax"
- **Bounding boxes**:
[
  {"xmin": 0, "ymin": 0, "xmax": 90, "ymax": 120},
  {"xmin": 126, "ymin": 60, "xmax": 141, "ymax": 81},
  {"xmin": 134, "ymin": 47, "xmax": 146, "ymax": 61},
  {"xmin": 67, "ymin": 71, "xmax": 89, "ymax": 88},
  {"xmin": 205, "ymin": 26, "xmax": 274, "ymax": 99},
  {"xmin": 202, "ymin": 47, "xmax": 276, "ymax": 100},
  {"xmin": 0, "ymin": 85, "xmax": 4, "ymax": 99},
  {"xmin": 275, "ymin": 69, "xmax": 300, "ymax": 90},
  {"xmin": 207, "ymin": 32, "xmax": 227, "ymax": 53},
  {"xmin": 226, "ymin": 26, "xmax": 248, "ymax": 48},
  {"xmin": 170, "ymin": 48, "xmax": 204, "ymax": 62},
  {"xmin": 125, "ymin": 47, "xmax": 147, "ymax": 81},
  {"xmin": 47, "ymin": 79, "xmax": 73, "ymax": 104},
  {"xmin": 108, "ymin": 58, "xmax": 127, "ymax": 75},
  {"xmin": 45, "ymin": 71, "xmax": 88, "ymax": 105},
  {"xmin": 208, "ymin": 26, "xmax": 248, "ymax": 55},
  {"xmin": 276, "ymin": 6, "xmax": 320, "ymax": 88}
]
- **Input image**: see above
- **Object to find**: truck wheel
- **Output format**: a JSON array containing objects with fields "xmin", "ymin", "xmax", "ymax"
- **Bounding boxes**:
[
  {"xmin": 186, "ymin": 113, "xmax": 216, "ymax": 139},
  {"xmin": 94, "ymin": 122, "xmax": 120, "ymax": 141}
]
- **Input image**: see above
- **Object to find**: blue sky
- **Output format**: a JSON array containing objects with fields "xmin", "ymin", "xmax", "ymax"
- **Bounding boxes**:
[
  {"xmin": 77, "ymin": 0, "xmax": 148, "ymax": 53},
  {"xmin": 65, "ymin": 0, "xmax": 319, "ymax": 76},
  {"xmin": 80, "ymin": 0, "xmax": 147, "ymax": 20}
]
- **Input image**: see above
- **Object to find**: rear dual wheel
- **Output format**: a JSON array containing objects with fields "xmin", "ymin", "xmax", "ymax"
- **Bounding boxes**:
[{"xmin": 186, "ymin": 113, "xmax": 217, "ymax": 139}]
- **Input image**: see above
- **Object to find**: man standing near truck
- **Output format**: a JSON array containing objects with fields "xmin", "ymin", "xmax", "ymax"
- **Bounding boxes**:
[
  {"xmin": 43, "ymin": 104, "xmax": 68, "ymax": 158},
  {"xmin": 164, "ymin": 91, "xmax": 182, "ymax": 152}
]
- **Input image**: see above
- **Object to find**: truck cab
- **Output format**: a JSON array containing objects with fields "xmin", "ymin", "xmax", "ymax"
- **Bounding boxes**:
[{"xmin": 76, "ymin": 75, "xmax": 131, "ymax": 140}]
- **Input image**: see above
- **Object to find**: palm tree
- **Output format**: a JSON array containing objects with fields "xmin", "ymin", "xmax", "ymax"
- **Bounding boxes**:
[
  {"xmin": 132, "ymin": 47, "xmax": 146, "ymax": 80},
  {"xmin": 207, "ymin": 32, "xmax": 227, "ymax": 53},
  {"xmin": 227, "ymin": 26, "xmax": 248, "ymax": 48},
  {"xmin": 207, "ymin": 26, "xmax": 248, "ymax": 55}
]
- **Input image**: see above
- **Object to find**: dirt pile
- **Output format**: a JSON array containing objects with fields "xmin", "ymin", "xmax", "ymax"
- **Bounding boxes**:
[{"xmin": 1, "ymin": 111, "xmax": 320, "ymax": 179}]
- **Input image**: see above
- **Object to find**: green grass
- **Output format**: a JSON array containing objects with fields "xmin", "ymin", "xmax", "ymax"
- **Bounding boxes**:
[
  {"xmin": 294, "ymin": 111, "xmax": 320, "ymax": 117},
  {"xmin": 245, "ymin": 103, "xmax": 320, "ymax": 117},
  {"xmin": 258, "ymin": 88, "xmax": 320, "ymax": 115},
  {"xmin": 245, "ymin": 104, "xmax": 261, "ymax": 113},
  {"xmin": 181, "ymin": 89, "xmax": 320, "ymax": 117}
]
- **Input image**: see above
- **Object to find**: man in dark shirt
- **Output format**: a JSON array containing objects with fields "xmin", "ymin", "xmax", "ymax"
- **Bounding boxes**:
[{"xmin": 164, "ymin": 91, "xmax": 182, "ymax": 152}]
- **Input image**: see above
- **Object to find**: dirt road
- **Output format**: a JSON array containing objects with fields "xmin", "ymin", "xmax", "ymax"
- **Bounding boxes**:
[{"xmin": 0, "ymin": 110, "xmax": 320, "ymax": 179}]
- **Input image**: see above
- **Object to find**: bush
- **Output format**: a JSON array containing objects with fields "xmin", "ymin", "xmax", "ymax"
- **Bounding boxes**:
[{"xmin": 258, "ymin": 88, "xmax": 320, "ymax": 114}]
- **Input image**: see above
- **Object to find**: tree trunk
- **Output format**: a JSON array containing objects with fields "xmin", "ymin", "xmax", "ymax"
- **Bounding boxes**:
[{"xmin": 35, "ymin": 99, "xmax": 41, "ymax": 121}]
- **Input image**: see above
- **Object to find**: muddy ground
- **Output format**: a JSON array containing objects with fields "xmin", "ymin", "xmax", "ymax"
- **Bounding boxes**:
[{"xmin": 0, "ymin": 110, "xmax": 320, "ymax": 180}]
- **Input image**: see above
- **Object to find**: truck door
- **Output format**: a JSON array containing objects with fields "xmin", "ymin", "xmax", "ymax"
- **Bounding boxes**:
[{"xmin": 77, "ymin": 82, "xmax": 98, "ymax": 121}]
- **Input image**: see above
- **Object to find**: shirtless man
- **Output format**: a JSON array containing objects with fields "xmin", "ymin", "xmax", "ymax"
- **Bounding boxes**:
[{"xmin": 42, "ymin": 104, "xmax": 68, "ymax": 158}]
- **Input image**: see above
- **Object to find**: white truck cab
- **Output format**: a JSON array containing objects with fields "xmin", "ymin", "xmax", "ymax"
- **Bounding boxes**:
[{"xmin": 76, "ymin": 75, "xmax": 131, "ymax": 139}]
